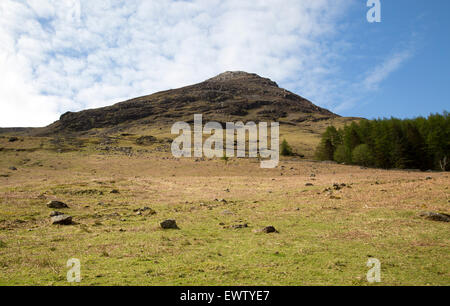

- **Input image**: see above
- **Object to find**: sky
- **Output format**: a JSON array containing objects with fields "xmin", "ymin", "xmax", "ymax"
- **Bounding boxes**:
[{"xmin": 0, "ymin": 0, "xmax": 449, "ymax": 127}]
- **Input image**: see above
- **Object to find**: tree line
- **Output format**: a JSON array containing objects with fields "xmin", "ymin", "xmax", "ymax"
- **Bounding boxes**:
[{"xmin": 315, "ymin": 112, "xmax": 449, "ymax": 171}]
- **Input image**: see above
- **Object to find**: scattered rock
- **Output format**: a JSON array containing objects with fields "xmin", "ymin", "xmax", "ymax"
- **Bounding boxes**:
[
  {"xmin": 425, "ymin": 177, "xmax": 433, "ymax": 180},
  {"xmin": 49, "ymin": 211, "xmax": 64, "ymax": 217},
  {"xmin": 160, "ymin": 219, "xmax": 179, "ymax": 229},
  {"xmin": 419, "ymin": 212, "xmax": 450, "ymax": 222},
  {"xmin": 8, "ymin": 166, "xmax": 17, "ymax": 171},
  {"xmin": 110, "ymin": 189, "xmax": 120, "ymax": 194},
  {"xmin": 47, "ymin": 200, "xmax": 69, "ymax": 209},
  {"xmin": 51, "ymin": 215, "xmax": 73, "ymax": 225},
  {"xmin": 310, "ymin": 174, "xmax": 316, "ymax": 178},
  {"xmin": 305, "ymin": 183, "xmax": 314, "ymax": 187},
  {"xmin": 8, "ymin": 137, "xmax": 19, "ymax": 142}
]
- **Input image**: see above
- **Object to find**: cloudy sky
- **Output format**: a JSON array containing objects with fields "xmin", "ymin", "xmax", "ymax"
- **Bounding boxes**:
[{"xmin": 0, "ymin": 0, "xmax": 449, "ymax": 127}]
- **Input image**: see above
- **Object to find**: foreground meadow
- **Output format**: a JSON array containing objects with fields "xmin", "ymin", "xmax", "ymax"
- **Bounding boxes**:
[{"xmin": 0, "ymin": 136, "xmax": 448, "ymax": 286}]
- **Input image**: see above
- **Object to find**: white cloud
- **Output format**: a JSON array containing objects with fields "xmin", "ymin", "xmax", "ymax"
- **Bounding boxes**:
[
  {"xmin": 0, "ymin": 0, "xmax": 413, "ymax": 127},
  {"xmin": 363, "ymin": 50, "xmax": 413, "ymax": 91},
  {"xmin": 0, "ymin": 0, "xmax": 357, "ymax": 127}
]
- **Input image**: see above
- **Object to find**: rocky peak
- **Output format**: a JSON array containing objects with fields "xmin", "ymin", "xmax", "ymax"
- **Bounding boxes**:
[{"xmin": 206, "ymin": 71, "xmax": 279, "ymax": 87}]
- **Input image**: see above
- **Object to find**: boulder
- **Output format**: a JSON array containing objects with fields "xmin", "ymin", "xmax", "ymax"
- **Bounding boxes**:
[
  {"xmin": 51, "ymin": 215, "xmax": 73, "ymax": 225},
  {"xmin": 160, "ymin": 219, "xmax": 179, "ymax": 229}
]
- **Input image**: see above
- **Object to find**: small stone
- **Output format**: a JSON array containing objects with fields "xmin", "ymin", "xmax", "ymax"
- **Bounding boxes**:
[
  {"xmin": 50, "ymin": 211, "xmax": 64, "ymax": 217},
  {"xmin": 426, "ymin": 177, "xmax": 433, "ymax": 180},
  {"xmin": 47, "ymin": 200, "xmax": 69, "ymax": 209},
  {"xmin": 51, "ymin": 215, "xmax": 73, "ymax": 225},
  {"xmin": 231, "ymin": 223, "xmax": 248, "ymax": 229},
  {"xmin": 305, "ymin": 183, "xmax": 314, "ymax": 187},
  {"xmin": 160, "ymin": 219, "xmax": 179, "ymax": 229},
  {"xmin": 110, "ymin": 189, "xmax": 120, "ymax": 194},
  {"xmin": 8, "ymin": 166, "xmax": 17, "ymax": 171},
  {"xmin": 262, "ymin": 226, "xmax": 278, "ymax": 234},
  {"xmin": 8, "ymin": 137, "xmax": 19, "ymax": 142},
  {"xmin": 133, "ymin": 207, "xmax": 156, "ymax": 215}
]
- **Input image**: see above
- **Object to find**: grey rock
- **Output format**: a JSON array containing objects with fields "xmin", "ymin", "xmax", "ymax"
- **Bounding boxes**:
[
  {"xmin": 50, "ymin": 211, "xmax": 64, "ymax": 217},
  {"xmin": 51, "ymin": 215, "xmax": 73, "ymax": 225},
  {"xmin": 9, "ymin": 166, "xmax": 17, "ymax": 171},
  {"xmin": 160, "ymin": 219, "xmax": 179, "ymax": 229},
  {"xmin": 47, "ymin": 200, "xmax": 69, "ymax": 209}
]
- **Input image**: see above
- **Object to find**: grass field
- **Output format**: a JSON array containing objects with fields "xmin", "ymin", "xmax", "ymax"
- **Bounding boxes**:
[{"xmin": 0, "ymin": 135, "xmax": 449, "ymax": 286}]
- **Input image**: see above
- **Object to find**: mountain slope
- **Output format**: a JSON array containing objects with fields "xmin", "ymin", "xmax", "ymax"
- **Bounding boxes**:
[{"xmin": 36, "ymin": 71, "xmax": 340, "ymax": 136}]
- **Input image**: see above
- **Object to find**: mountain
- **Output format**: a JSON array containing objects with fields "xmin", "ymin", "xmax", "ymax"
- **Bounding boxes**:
[{"xmin": 32, "ymin": 71, "xmax": 342, "ymax": 136}]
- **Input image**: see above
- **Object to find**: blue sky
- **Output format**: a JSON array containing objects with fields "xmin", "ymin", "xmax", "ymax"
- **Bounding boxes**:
[
  {"xmin": 336, "ymin": 0, "xmax": 450, "ymax": 119},
  {"xmin": 0, "ymin": 0, "xmax": 448, "ymax": 127}
]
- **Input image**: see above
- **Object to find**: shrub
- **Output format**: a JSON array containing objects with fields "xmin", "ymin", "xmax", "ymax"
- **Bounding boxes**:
[{"xmin": 281, "ymin": 139, "xmax": 294, "ymax": 156}]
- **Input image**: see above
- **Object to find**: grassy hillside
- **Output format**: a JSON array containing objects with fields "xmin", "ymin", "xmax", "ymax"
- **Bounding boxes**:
[{"xmin": 0, "ymin": 136, "xmax": 448, "ymax": 285}]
